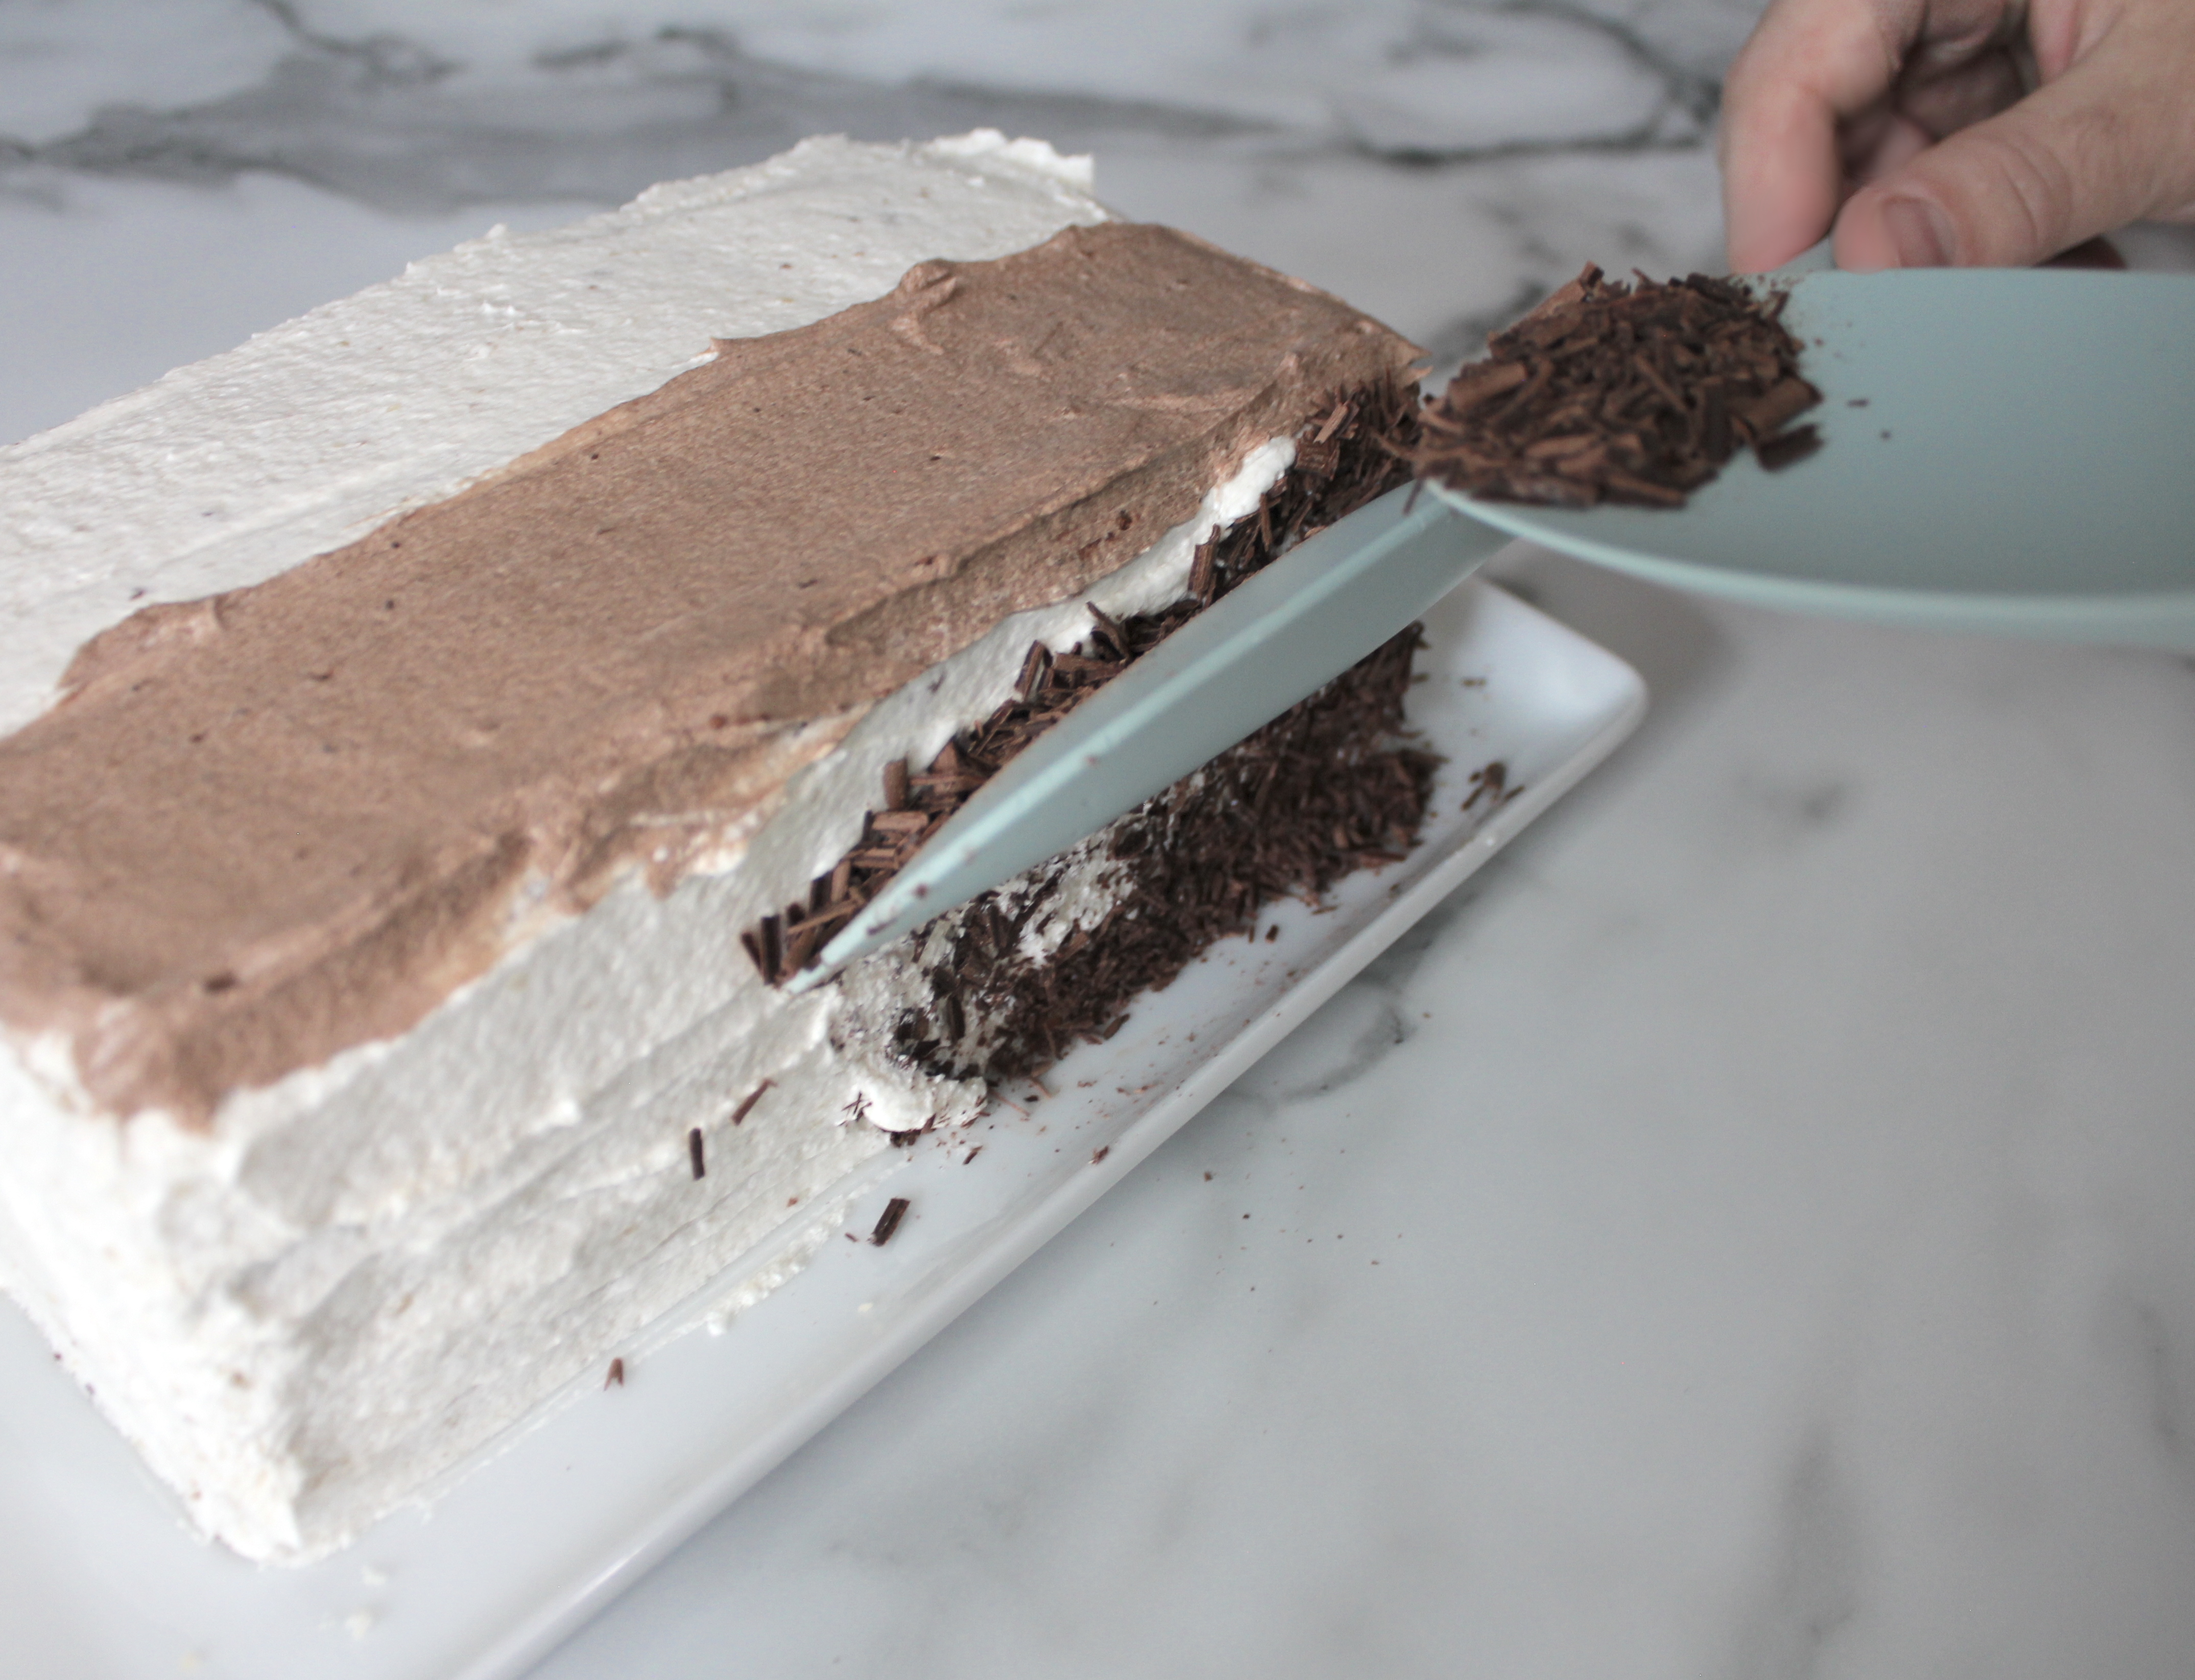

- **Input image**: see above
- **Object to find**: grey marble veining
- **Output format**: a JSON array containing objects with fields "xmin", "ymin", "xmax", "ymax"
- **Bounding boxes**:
[
  {"xmin": 0, "ymin": 0, "xmax": 1761, "ymax": 444},
  {"xmin": 10, "ymin": 19, "xmax": 1257, "ymax": 212},
  {"xmin": 5, "ymin": 4, "xmax": 2195, "ymax": 1677},
  {"xmin": 2, "ymin": 0, "xmax": 1722, "ymax": 202}
]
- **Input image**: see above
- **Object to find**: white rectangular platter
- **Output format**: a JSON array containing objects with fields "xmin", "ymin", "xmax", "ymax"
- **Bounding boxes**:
[{"xmin": 0, "ymin": 575, "xmax": 1643, "ymax": 1680}]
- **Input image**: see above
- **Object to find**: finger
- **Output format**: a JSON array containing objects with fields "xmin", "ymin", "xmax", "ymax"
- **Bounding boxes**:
[
  {"xmin": 1845, "ymin": 109, "xmax": 1933, "ymax": 186},
  {"xmin": 1894, "ymin": 44, "xmax": 2026, "ymax": 139},
  {"xmin": 1834, "ymin": 43, "xmax": 2195, "ymax": 267},
  {"xmin": 1721, "ymin": 0, "xmax": 1911, "ymax": 271}
]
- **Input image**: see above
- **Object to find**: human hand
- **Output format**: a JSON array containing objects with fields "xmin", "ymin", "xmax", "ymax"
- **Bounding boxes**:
[{"xmin": 1720, "ymin": 0, "xmax": 2195, "ymax": 271}]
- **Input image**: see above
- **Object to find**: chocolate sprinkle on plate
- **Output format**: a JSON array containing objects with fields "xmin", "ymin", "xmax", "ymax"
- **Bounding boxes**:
[
  {"xmin": 687, "ymin": 1126, "xmax": 705, "ymax": 1180},
  {"xmin": 869, "ymin": 1196, "xmax": 911, "ymax": 1246}
]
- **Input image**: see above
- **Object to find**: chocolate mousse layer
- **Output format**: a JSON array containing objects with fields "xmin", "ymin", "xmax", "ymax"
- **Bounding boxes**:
[{"xmin": 0, "ymin": 223, "xmax": 1417, "ymax": 1125}]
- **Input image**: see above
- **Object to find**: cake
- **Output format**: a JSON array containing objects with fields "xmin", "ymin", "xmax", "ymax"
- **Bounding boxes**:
[{"xmin": 0, "ymin": 133, "xmax": 1430, "ymax": 1562}]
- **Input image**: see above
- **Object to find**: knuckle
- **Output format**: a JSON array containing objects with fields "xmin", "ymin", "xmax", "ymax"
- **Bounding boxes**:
[{"xmin": 1962, "ymin": 121, "xmax": 2082, "ymax": 255}]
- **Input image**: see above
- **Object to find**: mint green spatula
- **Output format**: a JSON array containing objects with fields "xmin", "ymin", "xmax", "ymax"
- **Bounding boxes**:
[{"xmin": 1427, "ymin": 267, "xmax": 2195, "ymax": 650}]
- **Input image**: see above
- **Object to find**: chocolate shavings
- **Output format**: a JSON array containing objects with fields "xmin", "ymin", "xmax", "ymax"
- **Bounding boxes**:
[
  {"xmin": 888, "ymin": 621, "xmax": 1436, "ymax": 1089},
  {"xmin": 869, "ymin": 1197, "xmax": 911, "ymax": 1246},
  {"xmin": 1407, "ymin": 264, "xmax": 1823, "ymax": 508}
]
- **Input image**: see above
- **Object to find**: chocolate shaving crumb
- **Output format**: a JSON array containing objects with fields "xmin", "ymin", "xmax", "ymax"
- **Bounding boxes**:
[
  {"xmin": 748, "ymin": 914, "xmax": 782, "ymax": 985},
  {"xmin": 687, "ymin": 1126, "xmax": 705, "ymax": 1180},
  {"xmin": 603, "ymin": 1358, "xmax": 624, "ymax": 1389},
  {"xmin": 870, "ymin": 1196, "xmax": 911, "ymax": 1246},
  {"xmin": 729, "ymin": 1079, "xmax": 774, "ymax": 1125},
  {"xmin": 1091, "ymin": 1145, "xmax": 1110, "ymax": 1165},
  {"xmin": 779, "ymin": 920, "xmax": 820, "ymax": 974},
  {"xmin": 1461, "ymin": 760, "xmax": 1514, "ymax": 813},
  {"xmin": 1755, "ymin": 422, "xmax": 1823, "ymax": 471},
  {"xmin": 1086, "ymin": 602, "xmax": 1130, "ymax": 660},
  {"xmin": 1294, "ymin": 435, "xmax": 1340, "ymax": 479},
  {"xmin": 1409, "ymin": 265, "xmax": 1822, "ymax": 508},
  {"xmin": 1014, "ymin": 641, "xmax": 1052, "ymax": 699},
  {"xmin": 1187, "ymin": 540, "xmax": 1219, "ymax": 604}
]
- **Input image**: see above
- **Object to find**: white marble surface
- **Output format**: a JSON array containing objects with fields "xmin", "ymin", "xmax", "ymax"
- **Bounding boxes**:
[{"xmin": 6, "ymin": 4, "xmax": 2195, "ymax": 1676}]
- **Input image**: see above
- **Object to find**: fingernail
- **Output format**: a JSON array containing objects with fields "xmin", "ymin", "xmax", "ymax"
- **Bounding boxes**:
[{"xmin": 1882, "ymin": 197, "xmax": 1953, "ymax": 268}]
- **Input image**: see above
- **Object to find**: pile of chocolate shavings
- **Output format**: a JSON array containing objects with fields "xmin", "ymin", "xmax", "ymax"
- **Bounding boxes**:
[
  {"xmin": 741, "ymin": 376, "xmax": 1424, "ymax": 1008},
  {"xmin": 890, "ymin": 624, "xmax": 1437, "ymax": 1086},
  {"xmin": 1409, "ymin": 263, "xmax": 1823, "ymax": 509}
]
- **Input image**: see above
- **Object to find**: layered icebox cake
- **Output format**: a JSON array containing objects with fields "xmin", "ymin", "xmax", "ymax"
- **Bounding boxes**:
[{"xmin": 0, "ymin": 133, "xmax": 1440, "ymax": 1562}]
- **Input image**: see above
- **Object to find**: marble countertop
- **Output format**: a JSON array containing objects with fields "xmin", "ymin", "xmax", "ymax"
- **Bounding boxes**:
[{"xmin": 6, "ymin": 4, "xmax": 2195, "ymax": 1676}]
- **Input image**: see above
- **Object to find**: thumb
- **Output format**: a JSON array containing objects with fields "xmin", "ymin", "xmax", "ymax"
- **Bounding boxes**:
[{"xmin": 1834, "ymin": 43, "xmax": 2195, "ymax": 268}]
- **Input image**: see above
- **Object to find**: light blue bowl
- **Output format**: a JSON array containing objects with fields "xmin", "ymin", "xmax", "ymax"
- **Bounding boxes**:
[{"xmin": 1429, "ymin": 269, "xmax": 2195, "ymax": 651}]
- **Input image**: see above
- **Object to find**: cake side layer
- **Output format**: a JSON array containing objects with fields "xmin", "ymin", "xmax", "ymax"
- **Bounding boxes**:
[
  {"xmin": 0, "ymin": 133, "xmax": 1108, "ymax": 736},
  {"xmin": 0, "ymin": 224, "xmax": 1419, "ymax": 1126},
  {"xmin": 0, "ymin": 128, "xmax": 1429, "ymax": 1566},
  {"xmin": 0, "ymin": 444, "xmax": 1300, "ymax": 1564}
]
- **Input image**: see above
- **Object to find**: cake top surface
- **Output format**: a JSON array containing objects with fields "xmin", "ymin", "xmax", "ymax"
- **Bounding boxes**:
[
  {"xmin": 0, "ymin": 213, "xmax": 1416, "ymax": 1127},
  {"xmin": 0, "ymin": 133, "xmax": 1106, "ymax": 738}
]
